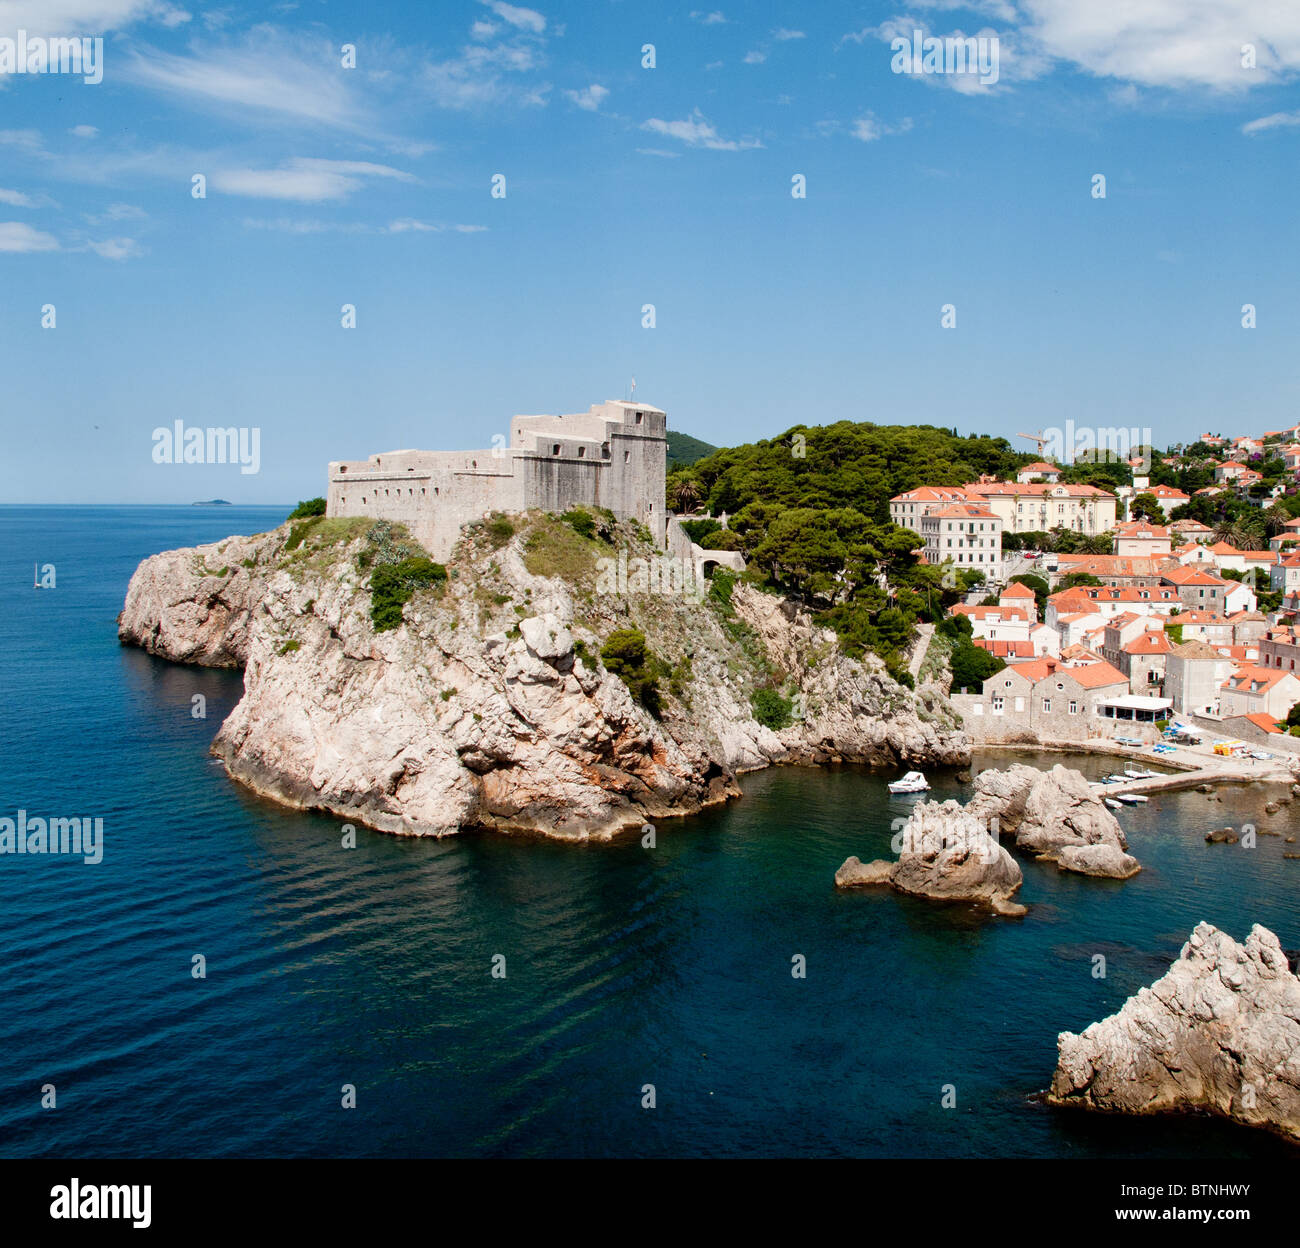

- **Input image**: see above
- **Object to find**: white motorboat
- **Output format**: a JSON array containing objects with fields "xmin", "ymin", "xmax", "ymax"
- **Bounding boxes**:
[
  {"xmin": 1124, "ymin": 768, "xmax": 1157, "ymax": 779},
  {"xmin": 1104, "ymin": 798, "xmax": 1123, "ymax": 810},
  {"xmin": 1115, "ymin": 793, "xmax": 1148, "ymax": 804},
  {"xmin": 888, "ymin": 771, "xmax": 930, "ymax": 794}
]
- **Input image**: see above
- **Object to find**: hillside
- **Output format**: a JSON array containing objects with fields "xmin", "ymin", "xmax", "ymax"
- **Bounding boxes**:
[
  {"xmin": 666, "ymin": 430, "xmax": 717, "ymax": 470},
  {"xmin": 665, "ymin": 421, "xmax": 1030, "ymax": 680}
]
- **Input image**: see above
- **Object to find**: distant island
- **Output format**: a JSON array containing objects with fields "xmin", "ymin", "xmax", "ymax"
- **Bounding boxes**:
[{"xmin": 192, "ymin": 499, "xmax": 232, "ymax": 506}]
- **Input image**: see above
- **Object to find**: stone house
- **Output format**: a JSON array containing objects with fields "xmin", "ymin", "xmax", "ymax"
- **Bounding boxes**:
[
  {"xmin": 1218, "ymin": 667, "xmax": 1300, "ymax": 721},
  {"xmin": 955, "ymin": 656, "xmax": 1130, "ymax": 743},
  {"xmin": 1164, "ymin": 640, "xmax": 1236, "ymax": 716}
]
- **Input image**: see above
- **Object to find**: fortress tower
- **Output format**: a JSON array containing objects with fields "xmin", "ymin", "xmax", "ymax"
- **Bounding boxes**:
[{"xmin": 326, "ymin": 400, "xmax": 668, "ymax": 561}]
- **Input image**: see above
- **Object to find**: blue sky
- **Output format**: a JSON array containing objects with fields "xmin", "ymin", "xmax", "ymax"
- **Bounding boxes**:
[{"xmin": 1, "ymin": 0, "xmax": 1299, "ymax": 503}]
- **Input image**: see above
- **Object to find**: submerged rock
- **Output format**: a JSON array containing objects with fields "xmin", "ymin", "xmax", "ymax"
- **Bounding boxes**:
[
  {"xmin": 835, "ymin": 799, "xmax": 1025, "ymax": 916},
  {"xmin": 1048, "ymin": 923, "xmax": 1300, "ymax": 1141},
  {"xmin": 967, "ymin": 763, "xmax": 1140, "ymax": 879}
]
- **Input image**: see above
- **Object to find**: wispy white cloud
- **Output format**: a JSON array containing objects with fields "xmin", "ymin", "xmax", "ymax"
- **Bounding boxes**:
[
  {"xmin": 850, "ymin": 113, "xmax": 914, "ymax": 142},
  {"xmin": 0, "ymin": 221, "xmax": 58, "ymax": 252},
  {"xmin": 0, "ymin": 1, "xmax": 190, "ymax": 35},
  {"xmin": 689, "ymin": 11, "xmax": 727, "ymax": 25},
  {"xmin": 423, "ymin": 9, "xmax": 552, "ymax": 110},
  {"xmin": 742, "ymin": 50, "xmax": 766, "ymax": 65},
  {"xmin": 84, "ymin": 236, "xmax": 144, "ymax": 260},
  {"xmin": 773, "ymin": 29, "xmax": 805, "ymax": 41},
  {"xmin": 0, "ymin": 187, "xmax": 35, "ymax": 206},
  {"xmin": 641, "ymin": 109, "xmax": 760, "ymax": 151},
  {"xmin": 84, "ymin": 202, "xmax": 148, "ymax": 224},
  {"xmin": 122, "ymin": 31, "xmax": 365, "ymax": 130},
  {"xmin": 241, "ymin": 216, "xmax": 487, "ymax": 235},
  {"xmin": 478, "ymin": 0, "xmax": 545, "ymax": 35},
  {"xmin": 563, "ymin": 83, "xmax": 608, "ymax": 111},
  {"xmin": 69, "ymin": 124, "xmax": 99, "ymax": 138},
  {"xmin": 1242, "ymin": 110, "xmax": 1300, "ymax": 135},
  {"xmin": 212, "ymin": 158, "xmax": 415, "ymax": 202}
]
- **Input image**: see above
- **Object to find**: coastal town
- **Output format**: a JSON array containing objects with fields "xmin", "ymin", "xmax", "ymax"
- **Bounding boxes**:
[{"xmin": 888, "ymin": 429, "xmax": 1300, "ymax": 754}]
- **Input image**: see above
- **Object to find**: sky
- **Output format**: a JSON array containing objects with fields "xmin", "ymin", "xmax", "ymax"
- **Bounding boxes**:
[{"xmin": 1, "ymin": 0, "xmax": 1299, "ymax": 503}]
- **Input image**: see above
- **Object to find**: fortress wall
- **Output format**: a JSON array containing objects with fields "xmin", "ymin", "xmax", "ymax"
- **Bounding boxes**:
[
  {"xmin": 518, "ymin": 455, "xmax": 607, "ymax": 518},
  {"xmin": 326, "ymin": 399, "xmax": 669, "ymax": 562}
]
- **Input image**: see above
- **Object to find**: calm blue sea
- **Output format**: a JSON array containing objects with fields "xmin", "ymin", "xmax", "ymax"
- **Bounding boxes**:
[{"xmin": 0, "ymin": 504, "xmax": 1297, "ymax": 1159}]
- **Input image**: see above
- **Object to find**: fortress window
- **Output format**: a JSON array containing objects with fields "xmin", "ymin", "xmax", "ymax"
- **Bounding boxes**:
[
  {"xmin": 623, "ymin": 450, "xmax": 630, "ymax": 463},
  {"xmin": 577, "ymin": 446, "xmax": 586, "ymax": 458},
  {"xmin": 340, "ymin": 465, "xmax": 348, "ymax": 473},
  {"xmin": 602, "ymin": 442, "xmax": 610, "ymax": 458},
  {"xmin": 553, "ymin": 444, "xmax": 561, "ymax": 455},
  {"xmin": 635, "ymin": 412, "xmax": 643, "ymax": 424}
]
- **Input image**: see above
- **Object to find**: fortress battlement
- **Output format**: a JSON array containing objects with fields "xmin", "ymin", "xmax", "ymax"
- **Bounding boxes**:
[{"xmin": 327, "ymin": 400, "xmax": 668, "ymax": 561}]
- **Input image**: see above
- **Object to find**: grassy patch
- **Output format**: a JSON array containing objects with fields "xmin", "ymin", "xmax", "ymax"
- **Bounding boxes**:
[{"xmin": 522, "ymin": 515, "xmax": 600, "ymax": 583}]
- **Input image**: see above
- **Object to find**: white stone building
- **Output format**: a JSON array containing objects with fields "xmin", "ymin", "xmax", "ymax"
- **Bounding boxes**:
[{"xmin": 920, "ymin": 503, "xmax": 1003, "ymax": 582}]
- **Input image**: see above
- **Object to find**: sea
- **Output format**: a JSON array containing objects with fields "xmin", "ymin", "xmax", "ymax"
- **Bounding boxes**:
[{"xmin": 1, "ymin": 504, "xmax": 1297, "ymax": 1159}]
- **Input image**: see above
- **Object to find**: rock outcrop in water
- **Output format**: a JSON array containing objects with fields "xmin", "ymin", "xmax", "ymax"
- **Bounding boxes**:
[
  {"xmin": 966, "ymin": 763, "xmax": 1140, "ymax": 879},
  {"xmin": 118, "ymin": 514, "xmax": 969, "ymax": 839},
  {"xmin": 835, "ymin": 798, "xmax": 1026, "ymax": 916},
  {"xmin": 1048, "ymin": 923, "xmax": 1300, "ymax": 1141}
]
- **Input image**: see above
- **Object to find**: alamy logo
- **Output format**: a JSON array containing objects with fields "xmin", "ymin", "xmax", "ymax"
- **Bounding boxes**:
[
  {"xmin": 0, "ymin": 811, "xmax": 103, "ymax": 864},
  {"xmin": 152, "ymin": 421, "xmax": 261, "ymax": 475},
  {"xmin": 50, "ymin": 1179, "xmax": 151, "ymax": 1228},
  {"xmin": 596, "ymin": 550, "xmax": 705, "ymax": 601},
  {"xmin": 0, "ymin": 31, "xmax": 103, "ymax": 84},
  {"xmin": 890, "ymin": 30, "xmax": 999, "ymax": 86},
  {"xmin": 1042, "ymin": 421, "xmax": 1151, "ymax": 470}
]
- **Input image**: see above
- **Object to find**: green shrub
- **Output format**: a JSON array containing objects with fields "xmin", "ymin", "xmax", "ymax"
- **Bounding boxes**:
[
  {"xmin": 287, "ymin": 497, "xmax": 327, "ymax": 520},
  {"xmin": 562, "ymin": 508, "xmax": 596, "ymax": 539},
  {"xmin": 681, "ymin": 518, "xmax": 721, "ymax": 544},
  {"xmin": 370, "ymin": 557, "xmax": 447, "ymax": 632},
  {"xmin": 486, "ymin": 515, "xmax": 515, "ymax": 547},
  {"xmin": 600, "ymin": 628, "xmax": 664, "ymax": 717},
  {"xmin": 285, "ymin": 519, "xmax": 319, "ymax": 551},
  {"xmin": 700, "ymin": 528, "xmax": 743, "ymax": 551},
  {"xmin": 600, "ymin": 628, "xmax": 649, "ymax": 677},
  {"xmin": 750, "ymin": 688, "xmax": 792, "ymax": 731},
  {"xmin": 277, "ymin": 639, "xmax": 301, "ymax": 656}
]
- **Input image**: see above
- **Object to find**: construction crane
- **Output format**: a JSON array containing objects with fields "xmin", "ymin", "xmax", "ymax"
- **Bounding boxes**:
[{"xmin": 1017, "ymin": 430, "xmax": 1049, "ymax": 456}]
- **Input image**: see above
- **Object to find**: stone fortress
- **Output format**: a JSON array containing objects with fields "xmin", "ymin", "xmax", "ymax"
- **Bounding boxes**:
[{"xmin": 327, "ymin": 399, "xmax": 669, "ymax": 561}]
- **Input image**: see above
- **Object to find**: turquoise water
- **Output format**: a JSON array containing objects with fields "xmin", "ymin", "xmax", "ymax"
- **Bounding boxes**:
[{"xmin": 1, "ymin": 505, "xmax": 1297, "ymax": 1158}]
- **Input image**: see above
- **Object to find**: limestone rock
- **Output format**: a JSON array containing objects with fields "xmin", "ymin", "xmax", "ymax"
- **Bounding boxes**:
[
  {"xmin": 835, "ymin": 799, "xmax": 1024, "ymax": 914},
  {"xmin": 1056, "ymin": 843, "xmax": 1141, "ymax": 879},
  {"xmin": 889, "ymin": 799, "xmax": 1023, "ymax": 909},
  {"xmin": 834, "ymin": 856, "xmax": 893, "ymax": 889},
  {"xmin": 1048, "ymin": 923, "xmax": 1300, "ymax": 1141},
  {"xmin": 967, "ymin": 763, "xmax": 1138, "ymax": 878}
]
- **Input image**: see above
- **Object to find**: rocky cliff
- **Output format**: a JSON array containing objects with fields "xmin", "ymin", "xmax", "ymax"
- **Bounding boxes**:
[
  {"xmin": 1048, "ymin": 923, "xmax": 1300, "ymax": 1141},
  {"xmin": 118, "ymin": 513, "xmax": 969, "ymax": 839}
]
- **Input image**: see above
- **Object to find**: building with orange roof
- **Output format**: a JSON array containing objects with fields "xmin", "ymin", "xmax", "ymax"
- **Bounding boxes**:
[
  {"xmin": 1113, "ymin": 521, "xmax": 1172, "ymax": 557},
  {"xmin": 888, "ymin": 485, "xmax": 972, "ymax": 533},
  {"xmin": 919, "ymin": 502, "xmax": 1002, "ymax": 582},
  {"xmin": 962, "ymin": 480, "xmax": 1117, "ymax": 537},
  {"xmin": 1015, "ymin": 461, "xmax": 1062, "ymax": 484},
  {"xmin": 1218, "ymin": 665, "xmax": 1300, "ymax": 720}
]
